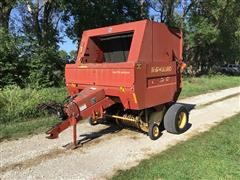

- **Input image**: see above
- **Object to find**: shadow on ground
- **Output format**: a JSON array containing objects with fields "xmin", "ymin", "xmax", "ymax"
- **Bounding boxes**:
[
  {"xmin": 78, "ymin": 124, "xmax": 122, "ymax": 145},
  {"xmin": 62, "ymin": 123, "xmax": 122, "ymax": 148},
  {"xmin": 178, "ymin": 103, "xmax": 196, "ymax": 112}
]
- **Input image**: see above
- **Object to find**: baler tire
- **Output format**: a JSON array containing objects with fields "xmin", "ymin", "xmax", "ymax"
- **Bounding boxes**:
[
  {"xmin": 148, "ymin": 123, "xmax": 161, "ymax": 140},
  {"xmin": 163, "ymin": 104, "xmax": 189, "ymax": 134}
]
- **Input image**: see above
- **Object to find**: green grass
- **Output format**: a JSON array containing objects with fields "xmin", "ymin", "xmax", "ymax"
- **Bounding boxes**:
[
  {"xmin": 113, "ymin": 114, "xmax": 240, "ymax": 180},
  {"xmin": 180, "ymin": 75, "xmax": 240, "ymax": 98},
  {"xmin": 0, "ymin": 116, "xmax": 58, "ymax": 141},
  {"xmin": 0, "ymin": 75, "xmax": 239, "ymax": 141},
  {"xmin": 0, "ymin": 86, "xmax": 67, "ymax": 140},
  {"xmin": 0, "ymin": 85, "xmax": 68, "ymax": 124}
]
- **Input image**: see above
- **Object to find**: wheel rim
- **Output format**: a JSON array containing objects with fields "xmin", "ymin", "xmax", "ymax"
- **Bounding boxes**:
[
  {"xmin": 178, "ymin": 112, "xmax": 187, "ymax": 129},
  {"xmin": 153, "ymin": 126, "xmax": 159, "ymax": 137}
]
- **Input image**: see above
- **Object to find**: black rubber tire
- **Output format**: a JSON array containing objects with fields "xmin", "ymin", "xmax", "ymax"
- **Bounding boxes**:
[
  {"xmin": 148, "ymin": 123, "xmax": 161, "ymax": 140},
  {"xmin": 163, "ymin": 104, "xmax": 189, "ymax": 134}
]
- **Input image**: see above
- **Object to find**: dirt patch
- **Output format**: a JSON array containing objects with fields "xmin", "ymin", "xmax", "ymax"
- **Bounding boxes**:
[
  {"xmin": 0, "ymin": 148, "xmax": 67, "ymax": 174},
  {"xmin": 129, "ymin": 135, "xmax": 141, "ymax": 140}
]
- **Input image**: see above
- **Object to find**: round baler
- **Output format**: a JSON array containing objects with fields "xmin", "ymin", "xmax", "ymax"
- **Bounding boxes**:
[{"xmin": 46, "ymin": 20, "xmax": 188, "ymax": 147}]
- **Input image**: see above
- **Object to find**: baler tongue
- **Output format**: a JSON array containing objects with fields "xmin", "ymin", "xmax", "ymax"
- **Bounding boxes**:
[{"xmin": 46, "ymin": 87, "xmax": 115, "ymax": 148}]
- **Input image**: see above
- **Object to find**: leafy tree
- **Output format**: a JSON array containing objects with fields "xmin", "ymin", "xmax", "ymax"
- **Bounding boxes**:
[
  {"xmin": 0, "ymin": 0, "xmax": 17, "ymax": 30},
  {"xmin": 184, "ymin": 0, "xmax": 240, "ymax": 74},
  {"xmin": 61, "ymin": 0, "xmax": 148, "ymax": 42},
  {"xmin": 217, "ymin": 0, "xmax": 240, "ymax": 63},
  {"xmin": 17, "ymin": 0, "xmax": 62, "ymax": 48},
  {"xmin": 59, "ymin": 50, "xmax": 69, "ymax": 61},
  {"xmin": 27, "ymin": 47, "xmax": 65, "ymax": 88},
  {"xmin": 146, "ymin": 0, "xmax": 196, "ymax": 27},
  {"xmin": 16, "ymin": 0, "xmax": 65, "ymax": 87},
  {"xmin": 69, "ymin": 50, "xmax": 78, "ymax": 63},
  {"xmin": 0, "ymin": 28, "xmax": 27, "ymax": 87}
]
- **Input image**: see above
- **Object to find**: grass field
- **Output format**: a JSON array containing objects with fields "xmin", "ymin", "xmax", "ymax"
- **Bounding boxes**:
[
  {"xmin": 0, "ymin": 75, "xmax": 240, "ymax": 141},
  {"xmin": 113, "ymin": 114, "xmax": 240, "ymax": 180},
  {"xmin": 180, "ymin": 75, "xmax": 240, "ymax": 98},
  {"xmin": 0, "ymin": 116, "xmax": 58, "ymax": 140}
]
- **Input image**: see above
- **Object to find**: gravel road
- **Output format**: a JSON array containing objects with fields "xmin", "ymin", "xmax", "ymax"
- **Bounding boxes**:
[{"xmin": 1, "ymin": 86, "xmax": 240, "ymax": 180}]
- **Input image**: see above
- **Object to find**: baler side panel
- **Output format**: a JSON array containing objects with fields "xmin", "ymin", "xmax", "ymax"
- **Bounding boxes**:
[
  {"xmin": 133, "ymin": 63, "xmax": 147, "ymax": 109},
  {"xmin": 131, "ymin": 21, "xmax": 153, "ymax": 110},
  {"xmin": 65, "ymin": 67, "xmax": 134, "ymax": 87},
  {"xmin": 153, "ymin": 22, "xmax": 182, "ymax": 62},
  {"xmin": 137, "ymin": 21, "xmax": 153, "ymax": 63},
  {"xmin": 144, "ymin": 23, "xmax": 182, "ymax": 107},
  {"xmin": 134, "ymin": 62, "xmax": 177, "ymax": 109},
  {"xmin": 134, "ymin": 21, "xmax": 183, "ymax": 109},
  {"xmin": 145, "ymin": 62, "xmax": 177, "ymax": 107}
]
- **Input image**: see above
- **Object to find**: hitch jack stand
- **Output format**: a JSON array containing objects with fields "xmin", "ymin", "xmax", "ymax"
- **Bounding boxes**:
[{"xmin": 71, "ymin": 118, "xmax": 77, "ymax": 147}]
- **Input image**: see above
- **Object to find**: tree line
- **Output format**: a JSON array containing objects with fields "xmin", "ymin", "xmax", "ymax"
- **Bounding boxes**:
[{"xmin": 0, "ymin": 0, "xmax": 239, "ymax": 88}]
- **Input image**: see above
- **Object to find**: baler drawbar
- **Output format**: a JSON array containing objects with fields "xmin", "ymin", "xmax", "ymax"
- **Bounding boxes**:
[
  {"xmin": 46, "ymin": 20, "xmax": 188, "ymax": 148},
  {"xmin": 46, "ymin": 87, "xmax": 115, "ymax": 145}
]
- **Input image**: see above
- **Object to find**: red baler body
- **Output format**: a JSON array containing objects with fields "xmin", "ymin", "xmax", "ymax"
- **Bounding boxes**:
[{"xmin": 65, "ymin": 20, "xmax": 183, "ymax": 110}]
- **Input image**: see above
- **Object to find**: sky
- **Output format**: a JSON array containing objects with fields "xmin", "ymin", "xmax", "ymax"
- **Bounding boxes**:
[{"xmin": 59, "ymin": 36, "xmax": 77, "ymax": 53}]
